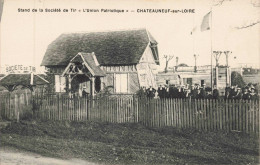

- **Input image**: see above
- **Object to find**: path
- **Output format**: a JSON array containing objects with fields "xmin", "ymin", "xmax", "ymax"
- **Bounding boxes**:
[{"xmin": 0, "ymin": 148, "xmax": 99, "ymax": 165}]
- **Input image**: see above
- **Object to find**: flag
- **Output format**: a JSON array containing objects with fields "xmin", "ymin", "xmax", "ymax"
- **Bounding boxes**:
[
  {"xmin": 201, "ymin": 11, "xmax": 211, "ymax": 31},
  {"xmin": 0, "ymin": 0, "xmax": 4, "ymax": 22}
]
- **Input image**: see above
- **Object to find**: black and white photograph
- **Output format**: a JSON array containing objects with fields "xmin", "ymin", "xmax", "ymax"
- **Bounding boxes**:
[{"xmin": 0, "ymin": 0, "xmax": 259, "ymax": 164}]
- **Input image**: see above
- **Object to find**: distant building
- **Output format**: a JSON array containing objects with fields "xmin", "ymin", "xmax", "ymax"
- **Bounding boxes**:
[
  {"xmin": 41, "ymin": 29, "xmax": 160, "ymax": 95},
  {"xmin": 157, "ymin": 65, "xmax": 231, "ymax": 95},
  {"xmin": 241, "ymin": 67, "xmax": 260, "ymax": 84}
]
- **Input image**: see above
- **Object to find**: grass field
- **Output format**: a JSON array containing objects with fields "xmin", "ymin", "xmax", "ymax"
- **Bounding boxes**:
[{"xmin": 0, "ymin": 120, "xmax": 259, "ymax": 165}]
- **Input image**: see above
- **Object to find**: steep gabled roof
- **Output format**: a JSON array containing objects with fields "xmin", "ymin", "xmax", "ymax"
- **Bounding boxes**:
[
  {"xmin": 41, "ymin": 29, "xmax": 159, "ymax": 66},
  {"xmin": 68, "ymin": 52, "xmax": 105, "ymax": 77}
]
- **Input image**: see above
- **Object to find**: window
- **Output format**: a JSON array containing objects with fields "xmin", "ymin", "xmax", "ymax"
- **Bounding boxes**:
[
  {"xmin": 55, "ymin": 75, "xmax": 66, "ymax": 92},
  {"xmin": 115, "ymin": 74, "xmax": 128, "ymax": 93}
]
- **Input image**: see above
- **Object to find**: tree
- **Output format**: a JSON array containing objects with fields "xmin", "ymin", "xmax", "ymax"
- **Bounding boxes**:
[
  {"xmin": 164, "ymin": 55, "xmax": 174, "ymax": 73},
  {"xmin": 213, "ymin": 0, "xmax": 260, "ymax": 29},
  {"xmin": 178, "ymin": 63, "xmax": 189, "ymax": 67},
  {"xmin": 231, "ymin": 71, "xmax": 245, "ymax": 87}
]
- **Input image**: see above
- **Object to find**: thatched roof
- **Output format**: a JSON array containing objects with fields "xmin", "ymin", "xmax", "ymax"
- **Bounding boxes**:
[
  {"xmin": 41, "ymin": 28, "xmax": 159, "ymax": 66},
  {"xmin": 0, "ymin": 74, "xmax": 49, "ymax": 86}
]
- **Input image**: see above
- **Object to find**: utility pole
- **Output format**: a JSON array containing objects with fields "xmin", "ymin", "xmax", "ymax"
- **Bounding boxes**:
[
  {"xmin": 213, "ymin": 51, "xmax": 222, "ymax": 88},
  {"xmin": 224, "ymin": 51, "xmax": 232, "ymax": 86},
  {"xmin": 213, "ymin": 51, "xmax": 222, "ymax": 67},
  {"xmin": 194, "ymin": 54, "xmax": 199, "ymax": 72},
  {"xmin": 175, "ymin": 56, "xmax": 179, "ymax": 72}
]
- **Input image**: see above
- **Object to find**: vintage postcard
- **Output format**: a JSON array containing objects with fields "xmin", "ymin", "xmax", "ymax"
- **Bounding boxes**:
[{"xmin": 0, "ymin": 0, "xmax": 259, "ymax": 164}]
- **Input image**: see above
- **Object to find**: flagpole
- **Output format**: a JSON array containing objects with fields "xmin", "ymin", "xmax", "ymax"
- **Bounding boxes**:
[{"xmin": 210, "ymin": 7, "xmax": 213, "ymax": 91}]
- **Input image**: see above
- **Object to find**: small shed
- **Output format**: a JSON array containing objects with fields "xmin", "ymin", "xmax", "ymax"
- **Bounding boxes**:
[{"xmin": 0, "ymin": 73, "xmax": 49, "ymax": 92}]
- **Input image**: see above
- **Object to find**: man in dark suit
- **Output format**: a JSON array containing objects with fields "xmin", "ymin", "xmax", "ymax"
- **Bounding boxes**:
[
  {"xmin": 199, "ymin": 84, "xmax": 206, "ymax": 99},
  {"xmin": 164, "ymin": 85, "xmax": 170, "ymax": 98},
  {"xmin": 157, "ymin": 85, "xmax": 165, "ymax": 98},
  {"xmin": 147, "ymin": 86, "xmax": 156, "ymax": 98},
  {"xmin": 190, "ymin": 85, "xmax": 198, "ymax": 99},
  {"xmin": 225, "ymin": 84, "xmax": 232, "ymax": 100},
  {"xmin": 212, "ymin": 85, "xmax": 219, "ymax": 99}
]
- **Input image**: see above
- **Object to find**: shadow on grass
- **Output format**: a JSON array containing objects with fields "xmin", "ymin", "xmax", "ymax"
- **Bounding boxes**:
[{"xmin": 170, "ymin": 151, "xmax": 228, "ymax": 164}]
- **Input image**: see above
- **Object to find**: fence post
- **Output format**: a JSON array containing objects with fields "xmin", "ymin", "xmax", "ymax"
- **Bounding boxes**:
[{"xmin": 15, "ymin": 94, "xmax": 19, "ymax": 122}]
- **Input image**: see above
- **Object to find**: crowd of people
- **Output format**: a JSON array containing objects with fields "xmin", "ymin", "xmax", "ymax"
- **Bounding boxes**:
[
  {"xmin": 224, "ymin": 83, "xmax": 259, "ymax": 100},
  {"xmin": 138, "ymin": 83, "xmax": 259, "ymax": 100}
]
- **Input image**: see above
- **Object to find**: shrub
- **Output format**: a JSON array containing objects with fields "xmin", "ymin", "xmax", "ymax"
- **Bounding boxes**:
[{"xmin": 231, "ymin": 71, "xmax": 245, "ymax": 87}]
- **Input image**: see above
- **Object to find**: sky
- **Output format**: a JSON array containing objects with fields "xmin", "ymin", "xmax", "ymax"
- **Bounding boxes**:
[{"xmin": 0, "ymin": 0, "xmax": 259, "ymax": 73}]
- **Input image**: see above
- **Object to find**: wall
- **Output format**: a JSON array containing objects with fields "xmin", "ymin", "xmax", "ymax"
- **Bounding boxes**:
[
  {"xmin": 136, "ymin": 45, "xmax": 158, "ymax": 88},
  {"xmin": 101, "ymin": 65, "xmax": 139, "ymax": 94},
  {"xmin": 156, "ymin": 72, "xmax": 211, "ymax": 87},
  {"xmin": 243, "ymin": 74, "xmax": 260, "ymax": 84},
  {"xmin": 45, "ymin": 66, "xmax": 66, "ymax": 93}
]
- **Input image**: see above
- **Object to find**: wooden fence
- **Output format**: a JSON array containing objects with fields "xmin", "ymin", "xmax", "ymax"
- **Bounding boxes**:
[
  {"xmin": 0, "ymin": 93, "xmax": 259, "ymax": 135},
  {"xmin": 0, "ymin": 92, "xmax": 33, "ymax": 121}
]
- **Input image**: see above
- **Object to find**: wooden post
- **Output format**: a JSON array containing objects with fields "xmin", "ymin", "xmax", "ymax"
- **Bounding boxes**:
[
  {"xmin": 91, "ymin": 77, "xmax": 95, "ymax": 97},
  {"xmin": 68, "ymin": 75, "xmax": 72, "ymax": 96},
  {"xmin": 216, "ymin": 66, "xmax": 219, "ymax": 88},
  {"xmin": 15, "ymin": 94, "xmax": 19, "ymax": 122}
]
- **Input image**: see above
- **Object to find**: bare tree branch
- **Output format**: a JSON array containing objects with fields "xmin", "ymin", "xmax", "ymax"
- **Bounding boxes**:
[
  {"xmin": 235, "ymin": 20, "xmax": 260, "ymax": 29},
  {"xmin": 213, "ymin": 0, "xmax": 260, "ymax": 7},
  {"xmin": 213, "ymin": 0, "xmax": 226, "ymax": 6},
  {"xmin": 164, "ymin": 55, "xmax": 174, "ymax": 73},
  {"xmin": 251, "ymin": 0, "xmax": 260, "ymax": 7}
]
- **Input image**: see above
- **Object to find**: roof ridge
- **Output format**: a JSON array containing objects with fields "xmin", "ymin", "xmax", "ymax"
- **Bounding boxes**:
[{"xmin": 62, "ymin": 28, "xmax": 147, "ymax": 35}]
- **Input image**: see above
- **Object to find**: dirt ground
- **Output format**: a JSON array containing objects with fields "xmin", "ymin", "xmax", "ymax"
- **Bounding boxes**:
[{"xmin": 0, "ymin": 148, "xmax": 99, "ymax": 165}]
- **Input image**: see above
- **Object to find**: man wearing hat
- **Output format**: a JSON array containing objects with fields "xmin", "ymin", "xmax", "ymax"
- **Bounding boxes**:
[
  {"xmin": 225, "ymin": 84, "xmax": 232, "ymax": 100},
  {"xmin": 190, "ymin": 84, "xmax": 197, "ymax": 99},
  {"xmin": 147, "ymin": 86, "xmax": 156, "ymax": 98},
  {"xmin": 168, "ymin": 84, "xmax": 174, "ymax": 98},
  {"xmin": 182, "ymin": 85, "xmax": 190, "ymax": 98},
  {"xmin": 212, "ymin": 85, "xmax": 219, "ymax": 99},
  {"xmin": 164, "ymin": 84, "xmax": 170, "ymax": 98},
  {"xmin": 199, "ymin": 83, "xmax": 206, "ymax": 99},
  {"xmin": 157, "ymin": 84, "xmax": 165, "ymax": 99}
]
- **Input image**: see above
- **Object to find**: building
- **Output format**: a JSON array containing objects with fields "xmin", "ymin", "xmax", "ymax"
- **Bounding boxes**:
[
  {"xmin": 241, "ymin": 67, "xmax": 260, "ymax": 85},
  {"xmin": 157, "ymin": 65, "xmax": 230, "ymax": 95},
  {"xmin": 41, "ymin": 29, "xmax": 159, "ymax": 95},
  {"xmin": 157, "ymin": 66, "xmax": 212, "ymax": 87}
]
